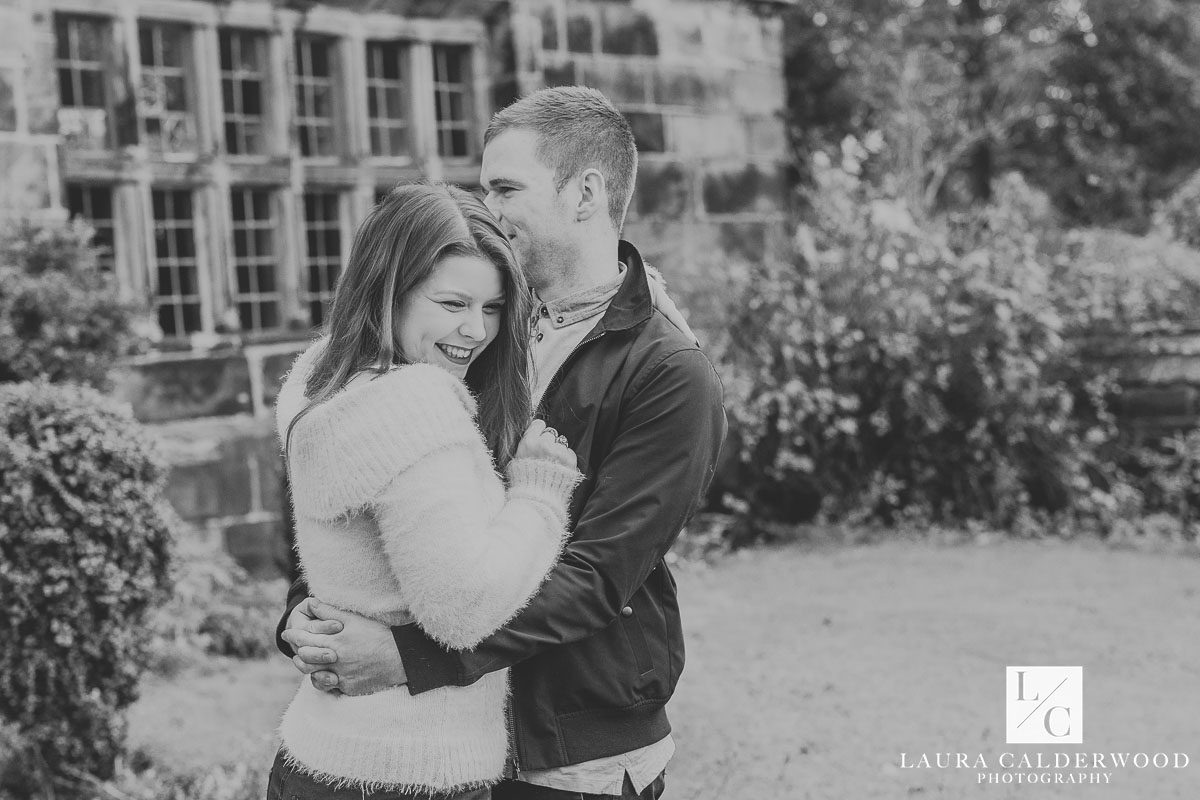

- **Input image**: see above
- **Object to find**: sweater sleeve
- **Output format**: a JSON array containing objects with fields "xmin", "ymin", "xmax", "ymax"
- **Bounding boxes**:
[{"xmin": 371, "ymin": 450, "xmax": 581, "ymax": 651}]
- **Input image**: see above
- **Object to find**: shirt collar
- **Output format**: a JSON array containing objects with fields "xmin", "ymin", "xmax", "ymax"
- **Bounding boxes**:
[{"xmin": 535, "ymin": 263, "xmax": 626, "ymax": 329}]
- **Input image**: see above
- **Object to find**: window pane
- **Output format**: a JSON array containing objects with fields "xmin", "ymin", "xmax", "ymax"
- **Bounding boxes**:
[
  {"xmin": 310, "ymin": 42, "xmax": 329, "ymax": 76},
  {"xmin": 58, "ymin": 68, "xmax": 75, "ymax": 106},
  {"xmin": 138, "ymin": 26, "xmax": 154, "ymax": 65},
  {"xmin": 384, "ymin": 128, "xmax": 402, "ymax": 155},
  {"xmin": 242, "ymin": 81, "xmax": 261, "ymax": 115},
  {"xmin": 75, "ymin": 19, "xmax": 104, "ymax": 61},
  {"xmin": 163, "ymin": 76, "xmax": 187, "ymax": 111},
  {"xmin": 158, "ymin": 305, "xmax": 178, "ymax": 335},
  {"xmin": 55, "ymin": 17, "xmax": 71, "ymax": 60},
  {"xmin": 158, "ymin": 266, "xmax": 174, "ymax": 295},
  {"xmin": 173, "ymin": 227, "xmax": 194, "ymax": 257},
  {"xmin": 178, "ymin": 265, "xmax": 198, "ymax": 295},
  {"xmin": 243, "ymin": 123, "xmax": 263, "ymax": 154},
  {"xmin": 256, "ymin": 264, "xmax": 276, "ymax": 292},
  {"xmin": 219, "ymin": 31, "xmax": 232, "ymax": 70},
  {"xmin": 159, "ymin": 27, "xmax": 183, "ymax": 67},
  {"xmin": 182, "ymin": 304, "xmax": 201, "ymax": 332}
]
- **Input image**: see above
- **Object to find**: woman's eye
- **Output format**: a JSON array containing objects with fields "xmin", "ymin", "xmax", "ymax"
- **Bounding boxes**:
[
  {"xmin": 484, "ymin": 304, "xmax": 504, "ymax": 315},
  {"xmin": 440, "ymin": 300, "xmax": 466, "ymax": 310}
]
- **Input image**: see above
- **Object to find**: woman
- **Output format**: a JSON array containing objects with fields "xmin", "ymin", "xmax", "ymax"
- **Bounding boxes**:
[{"xmin": 268, "ymin": 183, "xmax": 581, "ymax": 800}]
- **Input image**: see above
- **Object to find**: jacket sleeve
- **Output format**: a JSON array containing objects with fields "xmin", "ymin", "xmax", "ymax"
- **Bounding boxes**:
[
  {"xmin": 395, "ymin": 347, "xmax": 727, "ymax": 692},
  {"xmin": 372, "ymin": 448, "xmax": 580, "ymax": 650},
  {"xmin": 275, "ymin": 576, "xmax": 310, "ymax": 659}
]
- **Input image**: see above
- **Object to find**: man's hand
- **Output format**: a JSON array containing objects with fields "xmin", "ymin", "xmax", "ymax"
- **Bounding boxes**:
[{"xmin": 280, "ymin": 599, "xmax": 409, "ymax": 696}]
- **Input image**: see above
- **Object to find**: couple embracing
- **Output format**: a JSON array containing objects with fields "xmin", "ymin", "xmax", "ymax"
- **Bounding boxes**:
[{"xmin": 270, "ymin": 86, "xmax": 727, "ymax": 800}]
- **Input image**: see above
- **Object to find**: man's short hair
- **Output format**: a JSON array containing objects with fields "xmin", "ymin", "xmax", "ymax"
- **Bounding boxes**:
[{"xmin": 485, "ymin": 86, "xmax": 638, "ymax": 231}]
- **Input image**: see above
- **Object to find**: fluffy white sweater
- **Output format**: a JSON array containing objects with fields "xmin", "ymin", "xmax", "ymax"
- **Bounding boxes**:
[{"xmin": 274, "ymin": 340, "xmax": 580, "ymax": 793}]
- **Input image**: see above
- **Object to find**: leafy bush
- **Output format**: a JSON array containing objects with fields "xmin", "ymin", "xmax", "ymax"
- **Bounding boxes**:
[
  {"xmin": 0, "ymin": 381, "xmax": 174, "ymax": 784},
  {"xmin": 1154, "ymin": 168, "xmax": 1200, "ymax": 250},
  {"xmin": 715, "ymin": 164, "xmax": 1118, "ymax": 532},
  {"xmin": 1119, "ymin": 430, "xmax": 1200, "ymax": 541},
  {"xmin": 147, "ymin": 539, "xmax": 283, "ymax": 675},
  {"xmin": 1051, "ymin": 227, "xmax": 1200, "ymax": 336},
  {"xmin": 0, "ymin": 216, "xmax": 148, "ymax": 390}
]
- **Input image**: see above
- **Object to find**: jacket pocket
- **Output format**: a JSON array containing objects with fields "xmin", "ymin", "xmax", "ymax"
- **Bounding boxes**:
[{"xmin": 621, "ymin": 611, "xmax": 654, "ymax": 676}]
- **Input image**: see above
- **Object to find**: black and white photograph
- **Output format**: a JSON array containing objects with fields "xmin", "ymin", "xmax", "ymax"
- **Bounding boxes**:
[{"xmin": 1, "ymin": 0, "xmax": 1198, "ymax": 798}]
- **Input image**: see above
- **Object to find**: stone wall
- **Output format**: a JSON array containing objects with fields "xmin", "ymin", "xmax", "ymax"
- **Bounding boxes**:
[
  {"xmin": 3, "ymin": 0, "xmax": 792, "ymax": 577},
  {"xmin": 506, "ymin": 0, "xmax": 791, "ymax": 330},
  {"xmin": 1088, "ymin": 333, "xmax": 1200, "ymax": 440},
  {"xmin": 110, "ymin": 342, "xmax": 305, "ymax": 576}
]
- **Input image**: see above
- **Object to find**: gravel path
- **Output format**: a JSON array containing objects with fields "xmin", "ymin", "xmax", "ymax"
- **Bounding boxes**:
[{"xmin": 129, "ymin": 538, "xmax": 1200, "ymax": 799}]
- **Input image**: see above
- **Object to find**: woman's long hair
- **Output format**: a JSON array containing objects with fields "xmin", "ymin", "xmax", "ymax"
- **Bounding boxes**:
[{"xmin": 287, "ymin": 182, "xmax": 532, "ymax": 466}]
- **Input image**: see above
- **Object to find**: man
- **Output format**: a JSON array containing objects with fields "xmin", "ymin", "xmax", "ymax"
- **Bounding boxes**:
[{"xmin": 278, "ymin": 86, "xmax": 726, "ymax": 800}]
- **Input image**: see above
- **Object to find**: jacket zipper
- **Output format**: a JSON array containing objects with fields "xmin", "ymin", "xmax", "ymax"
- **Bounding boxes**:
[
  {"xmin": 536, "ymin": 325, "xmax": 608, "ymax": 417},
  {"xmin": 506, "ymin": 679, "xmax": 520, "ymax": 778}
]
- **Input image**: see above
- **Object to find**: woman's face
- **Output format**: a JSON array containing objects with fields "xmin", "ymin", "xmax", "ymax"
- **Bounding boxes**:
[{"xmin": 393, "ymin": 254, "xmax": 506, "ymax": 379}]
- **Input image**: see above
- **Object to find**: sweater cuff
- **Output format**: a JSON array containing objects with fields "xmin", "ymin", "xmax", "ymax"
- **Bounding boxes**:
[
  {"xmin": 505, "ymin": 458, "xmax": 582, "ymax": 510},
  {"xmin": 393, "ymin": 622, "xmax": 470, "ymax": 694}
]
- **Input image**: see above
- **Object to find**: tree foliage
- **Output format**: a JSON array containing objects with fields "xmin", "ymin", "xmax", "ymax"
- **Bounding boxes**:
[
  {"xmin": 0, "ymin": 217, "xmax": 148, "ymax": 390},
  {"xmin": 783, "ymin": 0, "xmax": 1200, "ymax": 230}
]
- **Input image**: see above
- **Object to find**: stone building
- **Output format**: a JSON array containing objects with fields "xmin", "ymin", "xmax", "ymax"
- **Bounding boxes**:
[{"xmin": 0, "ymin": 0, "xmax": 790, "ymax": 575}]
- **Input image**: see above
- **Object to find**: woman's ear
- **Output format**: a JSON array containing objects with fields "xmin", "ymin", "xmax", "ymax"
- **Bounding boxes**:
[{"xmin": 576, "ymin": 169, "xmax": 607, "ymax": 223}]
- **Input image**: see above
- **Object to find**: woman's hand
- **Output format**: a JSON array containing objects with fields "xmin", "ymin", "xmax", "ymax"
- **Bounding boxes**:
[{"xmin": 516, "ymin": 419, "xmax": 577, "ymax": 468}]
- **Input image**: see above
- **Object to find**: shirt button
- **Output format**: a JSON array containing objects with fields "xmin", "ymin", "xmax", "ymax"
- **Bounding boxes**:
[
  {"xmin": 536, "ymin": 332, "xmax": 544, "ymax": 342},
  {"xmin": 541, "ymin": 306, "xmax": 549, "ymax": 316},
  {"xmin": 556, "ymin": 316, "xmax": 564, "ymax": 323},
  {"xmin": 620, "ymin": 606, "xmax": 633, "ymax": 617}
]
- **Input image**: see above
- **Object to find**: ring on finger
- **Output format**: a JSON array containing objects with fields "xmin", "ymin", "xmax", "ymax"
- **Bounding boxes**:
[
  {"xmin": 542, "ymin": 426, "xmax": 559, "ymax": 439},
  {"xmin": 555, "ymin": 435, "xmax": 568, "ymax": 446}
]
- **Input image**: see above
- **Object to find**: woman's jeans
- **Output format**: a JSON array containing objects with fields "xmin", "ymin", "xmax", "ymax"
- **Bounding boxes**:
[{"xmin": 266, "ymin": 748, "xmax": 492, "ymax": 800}]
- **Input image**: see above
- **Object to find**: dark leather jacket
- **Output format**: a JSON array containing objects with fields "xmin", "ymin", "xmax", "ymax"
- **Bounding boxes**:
[{"xmin": 278, "ymin": 240, "xmax": 727, "ymax": 772}]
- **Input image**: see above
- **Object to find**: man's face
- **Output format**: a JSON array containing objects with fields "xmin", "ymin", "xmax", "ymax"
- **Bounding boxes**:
[{"xmin": 481, "ymin": 128, "xmax": 578, "ymax": 291}]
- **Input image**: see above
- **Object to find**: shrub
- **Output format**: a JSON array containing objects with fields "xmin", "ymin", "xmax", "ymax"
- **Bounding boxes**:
[
  {"xmin": 0, "ymin": 216, "xmax": 148, "ymax": 390},
  {"xmin": 0, "ymin": 381, "xmax": 174, "ymax": 784},
  {"xmin": 1051, "ymin": 226, "xmax": 1200, "ymax": 336},
  {"xmin": 715, "ymin": 164, "xmax": 1118, "ymax": 532},
  {"xmin": 146, "ymin": 539, "xmax": 283, "ymax": 675},
  {"xmin": 1154, "ymin": 169, "xmax": 1200, "ymax": 250}
]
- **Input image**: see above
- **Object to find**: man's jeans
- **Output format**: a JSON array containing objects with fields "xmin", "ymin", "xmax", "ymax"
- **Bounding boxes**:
[{"xmin": 491, "ymin": 774, "xmax": 666, "ymax": 800}]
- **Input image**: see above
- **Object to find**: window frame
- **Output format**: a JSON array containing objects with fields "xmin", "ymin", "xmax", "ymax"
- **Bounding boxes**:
[
  {"xmin": 64, "ymin": 182, "xmax": 119, "ymax": 273},
  {"xmin": 53, "ymin": 12, "xmax": 116, "ymax": 150},
  {"xmin": 149, "ymin": 186, "xmax": 205, "ymax": 340},
  {"xmin": 431, "ymin": 43, "xmax": 475, "ymax": 161},
  {"xmin": 293, "ymin": 33, "xmax": 342, "ymax": 159},
  {"xmin": 228, "ymin": 185, "xmax": 285, "ymax": 333},
  {"xmin": 136, "ymin": 18, "xmax": 200, "ymax": 158},
  {"xmin": 300, "ymin": 190, "xmax": 347, "ymax": 328},
  {"xmin": 218, "ymin": 27, "xmax": 271, "ymax": 158},
  {"xmin": 364, "ymin": 39, "xmax": 413, "ymax": 161}
]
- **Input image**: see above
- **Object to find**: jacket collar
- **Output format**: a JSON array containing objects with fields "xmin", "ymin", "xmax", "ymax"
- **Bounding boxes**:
[{"xmin": 598, "ymin": 240, "xmax": 653, "ymax": 333}]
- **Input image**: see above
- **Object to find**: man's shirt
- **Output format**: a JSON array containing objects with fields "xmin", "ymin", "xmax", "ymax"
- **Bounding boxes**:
[{"xmin": 520, "ymin": 263, "xmax": 672, "ymax": 793}]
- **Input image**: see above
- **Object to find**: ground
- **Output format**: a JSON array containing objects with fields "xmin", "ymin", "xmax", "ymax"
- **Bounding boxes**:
[{"xmin": 128, "ymin": 537, "xmax": 1200, "ymax": 799}]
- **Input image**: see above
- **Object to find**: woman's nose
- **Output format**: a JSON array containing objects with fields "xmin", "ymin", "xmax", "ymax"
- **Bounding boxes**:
[{"xmin": 459, "ymin": 309, "xmax": 486, "ymax": 340}]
